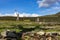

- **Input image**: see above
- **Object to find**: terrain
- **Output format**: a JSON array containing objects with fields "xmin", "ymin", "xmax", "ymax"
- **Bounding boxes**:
[{"xmin": 0, "ymin": 12, "xmax": 60, "ymax": 32}]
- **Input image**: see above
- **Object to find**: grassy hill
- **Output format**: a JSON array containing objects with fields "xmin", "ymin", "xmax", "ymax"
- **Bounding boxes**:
[
  {"xmin": 0, "ymin": 12, "xmax": 60, "ymax": 32},
  {"xmin": 0, "ymin": 12, "xmax": 60, "ymax": 22}
]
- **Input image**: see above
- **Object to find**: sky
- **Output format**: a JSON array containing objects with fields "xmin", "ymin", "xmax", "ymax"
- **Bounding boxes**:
[{"xmin": 0, "ymin": 0, "xmax": 60, "ymax": 17}]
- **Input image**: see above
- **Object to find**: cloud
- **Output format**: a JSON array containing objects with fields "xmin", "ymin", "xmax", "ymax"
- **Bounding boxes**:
[
  {"xmin": 0, "ymin": 12, "xmax": 40, "ymax": 17},
  {"xmin": 42, "ymin": 6, "xmax": 60, "ymax": 12},
  {"xmin": 38, "ymin": 6, "xmax": 60, "ymax": 16},
  {"xmin": 37, "ymin": 0, "xmax": 60, "ymax": 8},
  {"xmin": 0, "ymin": 13, "xmax": 16, "ymax": 16},
  {"xmin": 51, "ymin": 6, "xmax": 60, "ymax": 10},
  {"xmin": 18, "ymin": 13, "xmax": 39, "ymax": 17},
  {"xmin": 37, "ymin": 0, "xmax": 60, "ymax": 15}
]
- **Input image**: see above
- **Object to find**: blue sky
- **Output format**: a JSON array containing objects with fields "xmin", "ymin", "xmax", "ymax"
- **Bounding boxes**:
[{"xmin": 0, "ymin": 0, "xmax": 60, "ymax": 17}]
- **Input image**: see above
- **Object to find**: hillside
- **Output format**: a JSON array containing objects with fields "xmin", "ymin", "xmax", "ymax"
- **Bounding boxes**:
[
  {"xmin": 39, "ymin": 12, "xmax": 60, "ymax": 22},
  {"xmin": 0, "ymin": 12, "xmax": 60, "ymax": 22},
  {"xmin": 0, "ymin": 12, "xmax": 59, "ymax": 32}
]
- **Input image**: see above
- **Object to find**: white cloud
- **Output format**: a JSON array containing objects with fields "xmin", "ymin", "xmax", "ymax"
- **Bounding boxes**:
[
  {"xmin": 0, "ymin": 13, "xmax": 16, "ymax": 16},
  {"xmin": 37, "ymin": 0, "xmax": 60, "ymax": 7},
  {"xmin": 51, "ymin": 6, "xmax": 60, "ymax": 9},
  {"xmin": 0, "ymin": 12, "xmax": 40, "ymax": 17},
  {"xmin": 30, "ymin": 14, "xmax": 39, "ymax": 17},
  {"xmin": 19, "ymin": 13, "xmax": 39, "ymax": 17},
  {"xmin": 41, "ymin": 6, "xmax": 60, "ymax": 13}
]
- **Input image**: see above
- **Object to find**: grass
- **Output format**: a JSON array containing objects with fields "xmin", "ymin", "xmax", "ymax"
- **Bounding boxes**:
[
  {"xmin": 0, "ymin": 28, "xmax": 22, "ymax": 33},
  {"xmin": 0, "ymin": 20, "xmax": 60, "ymax": 32},
  {"xmin": 0, "ymin": 20, "xmax": 40, "ymax": 26}
]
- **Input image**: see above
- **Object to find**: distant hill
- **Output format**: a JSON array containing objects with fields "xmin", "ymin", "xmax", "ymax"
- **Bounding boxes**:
[
  {"xmin": 37, "ymin": 12, "xmax": 60, "ymax": 22},
  {"xmin": 44, "ymin": 12, "xmax": 60, "ymax": 17},
  {"xmin": 0, "ymin": 12, "xmax": 60, "ymax": 22}
]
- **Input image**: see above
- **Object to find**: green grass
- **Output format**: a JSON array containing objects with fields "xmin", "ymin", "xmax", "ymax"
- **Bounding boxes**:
[
  {"xmin": 0, "ymin": 20, "xmax": 60, "ymax": 32},
  {"xmin": 0, "ymin": 28, "xmax": 22, "ymax": 33},
  {"xmin": 0, "ymin": 20, "xmax": 40, "ymax": 27}
]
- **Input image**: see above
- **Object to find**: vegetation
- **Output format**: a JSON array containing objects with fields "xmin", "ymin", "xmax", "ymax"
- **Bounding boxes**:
[
  {"xmin": 0, "ymin": 12, "xmax": 60, "ymax": 22},
  {"xmin": 0, "ymin": 12, "xmax": 60, "ymax": 32},
  {"xmin": 0, "ymin": 20, "xmax": 59, "ymax": 32}
]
